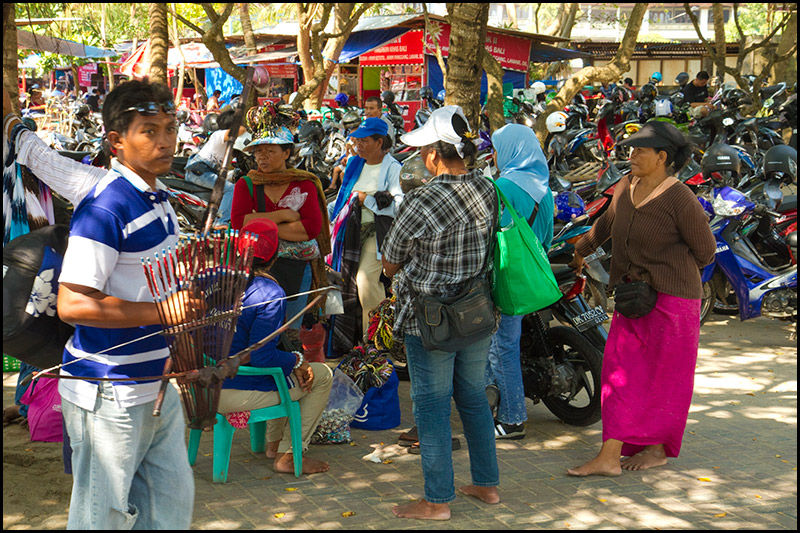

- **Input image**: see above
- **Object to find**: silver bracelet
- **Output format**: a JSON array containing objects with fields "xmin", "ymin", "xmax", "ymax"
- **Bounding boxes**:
[{"xmin": 292, "ymin": 351, "xmax": 305, "ymax": 370}]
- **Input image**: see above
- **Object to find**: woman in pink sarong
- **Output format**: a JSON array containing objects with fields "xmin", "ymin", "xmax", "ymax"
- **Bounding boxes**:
[{"xmin": 567, "ymin": 121, "xmax": 716, "ymax": 476}]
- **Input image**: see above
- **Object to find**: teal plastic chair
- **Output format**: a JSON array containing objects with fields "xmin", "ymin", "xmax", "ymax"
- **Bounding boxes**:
[{"xmin": 187, "ymin": 366, "xmax": 303, "ymax": 481}]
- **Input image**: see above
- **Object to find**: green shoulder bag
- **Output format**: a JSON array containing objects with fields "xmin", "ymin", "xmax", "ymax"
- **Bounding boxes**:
[{"xmin": 489, "ymin": 180, "xmax": 562, "ymax": 315}]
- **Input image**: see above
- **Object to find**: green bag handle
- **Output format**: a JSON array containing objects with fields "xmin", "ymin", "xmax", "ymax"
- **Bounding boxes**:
[{"xmin": 487, "ymin": 178, "xmax": 540, "ymax": 241}]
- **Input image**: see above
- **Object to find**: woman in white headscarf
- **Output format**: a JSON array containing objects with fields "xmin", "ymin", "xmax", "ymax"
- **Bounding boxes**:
[{"xmin": 486, "ymin": 124, "xmax": 553, "ymax": 440}]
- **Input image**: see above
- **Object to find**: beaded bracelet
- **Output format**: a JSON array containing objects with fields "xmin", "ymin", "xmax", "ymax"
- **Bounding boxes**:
[{"xmin": 292, "ymin": 351, "xmax": 305, "ymax": 370}]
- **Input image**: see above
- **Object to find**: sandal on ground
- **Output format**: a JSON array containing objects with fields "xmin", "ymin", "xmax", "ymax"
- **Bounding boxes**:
[
  {"xmin": 397, "ymin": 426, "xmax": 418, "ymax": 446},
  {"xmin": 407, "ymin": 437, "xmax": 461, "ymax": 455}
]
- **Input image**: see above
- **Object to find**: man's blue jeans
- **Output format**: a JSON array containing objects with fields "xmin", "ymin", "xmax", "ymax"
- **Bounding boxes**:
[
  {"xmin": 404, "ymin": 334, "xmax": 499, "ymax": 503},
  {"xmin": 61, "ymin": 382, "xmax": 194, "ymax": 530},
  {"xmin": 485, "ymin": 313, "xmax": 527, "ymax": 425}
]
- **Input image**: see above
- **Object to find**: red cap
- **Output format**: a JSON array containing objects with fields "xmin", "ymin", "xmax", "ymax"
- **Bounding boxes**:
[{"xmin": 240, "ymin": 219, "xmax": 279, "ymax": 261}]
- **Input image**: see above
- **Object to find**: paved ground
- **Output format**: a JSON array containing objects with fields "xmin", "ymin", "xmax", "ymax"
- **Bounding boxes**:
[{"xmin": 3, "ymin": 314, "xmax": 797, "ymax": 530}]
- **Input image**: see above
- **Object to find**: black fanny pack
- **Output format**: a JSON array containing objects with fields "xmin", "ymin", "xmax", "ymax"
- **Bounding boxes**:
[
  {"xmin": 613, "ymin": 278, "xmax": 658, "ymax": 319},
  {"xmin": 411, "ymin": 277, "xmax": 496, "ymax": 352}
]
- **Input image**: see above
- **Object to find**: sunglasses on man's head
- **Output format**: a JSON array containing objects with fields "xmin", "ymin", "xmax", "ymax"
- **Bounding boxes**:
[{"xmin": 122, "ymin": 101, "xmax": 176, "ymax": 116}]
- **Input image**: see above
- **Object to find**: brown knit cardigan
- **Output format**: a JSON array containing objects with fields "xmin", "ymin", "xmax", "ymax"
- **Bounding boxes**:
[{"xmin": 575, "ymin": 175, "xmax": 716, "ymax": 300}]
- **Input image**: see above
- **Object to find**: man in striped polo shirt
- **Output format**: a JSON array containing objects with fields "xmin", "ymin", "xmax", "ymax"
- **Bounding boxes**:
[{"xmin": 57, "ymin": 79, "xmax": 205, "ymax": 530}]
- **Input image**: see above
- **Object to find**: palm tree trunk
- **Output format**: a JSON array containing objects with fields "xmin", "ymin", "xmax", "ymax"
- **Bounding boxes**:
[
  {"xmin": 148, "ymin": 3, "xmax": 170, "ymax": 85},
  {"xmin": 4, "ymin": 3, "xmax": 19, "ymax": 114}
]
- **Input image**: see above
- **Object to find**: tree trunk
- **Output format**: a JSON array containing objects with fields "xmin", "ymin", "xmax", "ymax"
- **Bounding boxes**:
[
  {"xmin": 506, "ymin": 3, "xmax": 519, "ymax": 29},
  {"xmin": 293, "ymin": 3, "xmax": 373, "ymax": 111},
  {"xmin": 239, "ymin": 4, "xmax": 257, "ymax": 56},
  {"xmin": 70, "ymin": 63, "xmax": 82, "ymax": 99},
  {"xmin": 546, "ymin": 3, "xmax": 578, "ymax": 38},
  {"xmin": 534, "ymin": 3, "xmax": 648, "ymax": 147},
  {"xmin": 170, "ymin": 4, "xmax": 185, "ymax": 107},
  {"xmin": 482, "ymin": 50, "xmax": 505, "ymax": 133},
  {"xmin": 771, "ymin": 10, "xmax": 797, "ymax": 85},
  {"xmin": 711, "ymin": 3, "xmax": 726, "ymax": 80},
  {"xmin": 148, "ymin": 3, "xmax": 170, "ymax": 85},
  {"xmin": 445, "ymin": 3, "xmax": 490, "ymax": 131},
  {"xmin": 3, "ymin": 3, "xmax": 19, "ymax": 114}
]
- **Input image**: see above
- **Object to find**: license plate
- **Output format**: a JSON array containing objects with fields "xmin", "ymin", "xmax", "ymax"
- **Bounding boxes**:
[{"xmin": 571, "ymin": 306, "xmax": 609, "ymax": 331}]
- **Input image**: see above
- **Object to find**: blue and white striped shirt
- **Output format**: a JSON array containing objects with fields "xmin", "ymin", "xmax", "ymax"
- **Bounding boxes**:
[{"xmin": 59, "ymin": 159, "xmax": 179, "ymax": 410}]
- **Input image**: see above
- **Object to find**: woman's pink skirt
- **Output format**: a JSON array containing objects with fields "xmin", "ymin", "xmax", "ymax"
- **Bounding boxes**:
[{"xmin": 601, "ymin": 292, "xmax": 701, "ymax": 458}]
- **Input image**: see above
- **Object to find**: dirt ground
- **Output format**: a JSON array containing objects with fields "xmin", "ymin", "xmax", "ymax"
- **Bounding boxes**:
[{"xmin": 2, "ymin": 384, "xmax": 72, "ymax": 530}]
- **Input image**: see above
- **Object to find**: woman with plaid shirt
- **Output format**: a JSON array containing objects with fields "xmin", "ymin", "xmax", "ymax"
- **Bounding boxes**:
[{"xmin": 382, "ymin": 106, "xmax": 501, "ymax": 521}]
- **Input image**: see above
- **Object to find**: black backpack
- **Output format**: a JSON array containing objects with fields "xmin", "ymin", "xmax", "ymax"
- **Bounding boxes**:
[{"xmin": 3, "ymin": 224, "xmax": 74, "ymax": 369}]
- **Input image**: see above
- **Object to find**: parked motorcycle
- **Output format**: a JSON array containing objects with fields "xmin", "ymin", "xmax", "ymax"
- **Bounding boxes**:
[
  {"xmin": 699, "ymin": 186, "xmax": 797, "ymax": 336},
  {"xmin": 519, "ymin": 260, "xmax": 608, "ymax": 426}
]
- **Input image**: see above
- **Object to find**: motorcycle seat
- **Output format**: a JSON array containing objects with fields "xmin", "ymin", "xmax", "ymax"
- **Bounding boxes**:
[
  {"xmin": 158, "ymin": 176, "xmax": 211, "ymax": 195},
  {"xmin": 551, "ymin": 263, "xmax": 577, "ymax": 284},
  {"xmin": 57, "ymin": 150, "xmax": 93, "ymax": 162},
  {"xmin": 760, "ymin": 85, "xmax": 785, "ymax": 99}
]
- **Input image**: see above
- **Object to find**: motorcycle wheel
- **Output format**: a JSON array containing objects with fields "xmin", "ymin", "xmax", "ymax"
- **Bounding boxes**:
[
  {"xmin": 713, "ymin": 279, "xmax": 739, "ymax": 315},
  {"xmin": 170, "ymin": 200, "xmax": 202, "ymax": 234},
  {"xmin": 540, "ymin": 326, "xmax": 603, "ymax": 427},
  {"xmin": 700, "ymin": 281, "xmax": 715, "ymax": 325}
]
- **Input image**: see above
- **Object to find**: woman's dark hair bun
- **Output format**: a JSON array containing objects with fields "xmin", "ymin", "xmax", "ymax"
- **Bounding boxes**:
[{"xmin": 671, "ymin": 142, "xmax": 694, "ymax": 172}]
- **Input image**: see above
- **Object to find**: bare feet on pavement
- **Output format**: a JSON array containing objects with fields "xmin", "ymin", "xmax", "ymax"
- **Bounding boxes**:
[
  {"xmin": 458, "ymin": 485, "xmax": 500, "ymax": 504},
  {"xmin": 567, "ymin": 456, "xmax": 622, "ymax": 477},
  {"xmin": 392, "ymin": 499, "xmax": 451, "ymax": 520},
  {"xmin": 621, "ymin": 445, "xmax": 668, "ymax": 471},
  {"xmin": 273, "ymin": 453, "xmax": 330, "ymax": 475}
]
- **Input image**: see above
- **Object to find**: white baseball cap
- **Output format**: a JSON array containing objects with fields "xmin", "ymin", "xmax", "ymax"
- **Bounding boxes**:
[{"xmin": 400, "ymin": 105, "xmax": 473, "ymax": 158}]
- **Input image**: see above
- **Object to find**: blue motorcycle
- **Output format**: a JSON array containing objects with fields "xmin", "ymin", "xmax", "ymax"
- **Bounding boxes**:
[{"xmin": 699, "ymin": 186, "xmax": 797, "ymax": 335}]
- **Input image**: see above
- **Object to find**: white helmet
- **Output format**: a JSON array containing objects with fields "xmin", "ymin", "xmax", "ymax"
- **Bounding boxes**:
[
  {"xmin": 546, "ymin": 111, "xmax": 568, "ymax": 133},
  {"xmin": 531, "ymin": 81, "xmax": 546, "ymax": 95},
  {"xmin": 654, "ymin": 99, "xmax": 673, "ymax": 117}
]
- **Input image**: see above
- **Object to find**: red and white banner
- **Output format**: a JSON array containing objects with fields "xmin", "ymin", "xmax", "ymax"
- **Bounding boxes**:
[
  {"xmin": 360, "ymin": 30, "xmax": 425, "ymax": 66},
  {"xmin": 423, "ymin": 22, "xmax": 531, "ymax": 72},
  {"xmin": 77, "ymin": 63, "xmax": 98, "ymax": 86}
]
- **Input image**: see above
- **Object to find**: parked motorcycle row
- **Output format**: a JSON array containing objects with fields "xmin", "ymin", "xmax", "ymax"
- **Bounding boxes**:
[{"xmin": 504, "ymin": 77, "xmax": 797, "ymax": 341}]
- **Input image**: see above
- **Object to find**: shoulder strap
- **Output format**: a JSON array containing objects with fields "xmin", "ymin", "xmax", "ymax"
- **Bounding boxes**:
[
  {"xmin": 255, "ymin": 184, "xmax": 266, "ymax": 213},
  {"xmin": 243, "ymin": 175, "xmax": 266, "ymax": 213}
]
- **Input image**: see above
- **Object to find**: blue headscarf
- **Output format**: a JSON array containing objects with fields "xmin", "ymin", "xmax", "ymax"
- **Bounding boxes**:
[{"xmin": 491, "ymin": 124, "xmax": 549, "ymax": 204}]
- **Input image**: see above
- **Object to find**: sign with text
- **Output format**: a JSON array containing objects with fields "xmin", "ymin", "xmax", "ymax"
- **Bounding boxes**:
[
  {"xmin": 423, "ymin": 22, "xmax": 531, "ymax": 72},
  {"xmin": 77, "ymin": 63, "xmax": 98, "ymax": 86},
  {"xmin": 360, "ymin": 30, "xmax": 425, "ymax": 66}
]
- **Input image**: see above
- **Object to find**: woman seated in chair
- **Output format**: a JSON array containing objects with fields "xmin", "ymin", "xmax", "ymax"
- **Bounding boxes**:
[{"xmin": 218, "ymin": 218, "xmax": 333, "ymax": 475}]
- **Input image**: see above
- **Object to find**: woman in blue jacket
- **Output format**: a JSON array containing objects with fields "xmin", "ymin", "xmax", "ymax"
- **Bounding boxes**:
[{"xmin": 486, "ymin": 124, "xmax": 554, "ymax": 440}]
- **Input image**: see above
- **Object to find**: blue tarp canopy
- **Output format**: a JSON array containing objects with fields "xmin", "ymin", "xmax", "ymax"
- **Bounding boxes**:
[
  {"xmin": 426, "ymin": 56, "xmax": 527, "ymax": 104},
  {"xmin": 205, "ymin": 68, "xmax": 243, "ymax": 108},
  {"xmin": 529, "ymin": 42, "xmax": 591, "ymax": 62},
  {"xmin": 337, "ymin": 27, "xmax": 411, "ymax": 63}
]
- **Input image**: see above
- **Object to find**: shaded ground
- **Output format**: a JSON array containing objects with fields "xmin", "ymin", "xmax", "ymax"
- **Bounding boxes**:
[{"xmin": 3, "ymin": 314, "xmax": 797, "ymax": 530}]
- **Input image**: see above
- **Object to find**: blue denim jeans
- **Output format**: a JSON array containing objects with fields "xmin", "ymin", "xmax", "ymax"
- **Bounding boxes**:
[
  {"xmin": 284, "ymin": 261, "xmax": 313, "ymax": 329},
  {"xmin": 485, "ymin": 313, "xmax": 527, "ymax": 425},
  {"xmin": 185, "ymin": 168, "xmax": 234, "ymax": 225},
  {"xmin": 61, "ymin": 382, "xmax": 194, "ymax": 530},
  {"xmin": 404, "ymin": 334, "xmax": 499, "ymax": 503}
]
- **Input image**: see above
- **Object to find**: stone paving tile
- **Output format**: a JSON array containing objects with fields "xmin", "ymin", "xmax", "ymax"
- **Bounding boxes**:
[{"xmin": 181, "ymin": 317, "xmax": 798, "ymax": 530}]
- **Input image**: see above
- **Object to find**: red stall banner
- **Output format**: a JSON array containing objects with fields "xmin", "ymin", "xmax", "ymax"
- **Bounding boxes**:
[
  {"xmin": 77, "ymin": 63, "xmax": 98, "ymax": 87},
  {"xmin": 423, "ymin": 22, "xmax": 531, "ymax": 72},
  {"xmin": 360, "ymin": 30, "xmax": 425, "ymax": 66}
]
